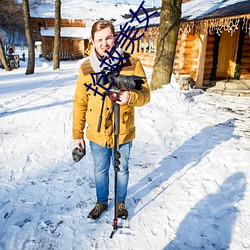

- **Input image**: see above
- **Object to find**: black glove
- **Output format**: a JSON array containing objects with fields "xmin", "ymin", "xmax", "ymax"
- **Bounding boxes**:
[{"xmin": 72, "ymin": 146, "xmax": 86, "ymax": 162}]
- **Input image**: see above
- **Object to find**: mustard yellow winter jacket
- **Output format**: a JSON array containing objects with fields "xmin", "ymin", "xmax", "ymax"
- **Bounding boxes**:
[{"xmin": 72, "ymin": 54, "xmax": 150, "ymax": 148}]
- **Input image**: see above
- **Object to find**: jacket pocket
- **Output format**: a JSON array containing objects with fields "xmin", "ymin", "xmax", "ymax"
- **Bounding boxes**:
[{"xmin": 120, "ymin": 106, "xmax": 135, "ymax": 133}]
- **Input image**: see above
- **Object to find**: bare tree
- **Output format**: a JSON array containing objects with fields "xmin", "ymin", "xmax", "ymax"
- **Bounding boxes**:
[
  {"xmin": 53, "ymin": 0, "xmax": 61, "ymax": 70},
  {"xmin": 0, "ymin": 0, "xmax": 24, "ymax": 37},
  {"xmin": 151, "ymin": 0, "xmax": 182, "ymax": 90},
  {"xmin": 0, "ymin": 37, "xmax": 11, "ymax": 71},
  {"xmin": 22, "ymin": 0, "xmax": 35, "ymax": 75},
  {"xmin": 0, "ymin": 0, "xmax": 23, "ymax": 71}
]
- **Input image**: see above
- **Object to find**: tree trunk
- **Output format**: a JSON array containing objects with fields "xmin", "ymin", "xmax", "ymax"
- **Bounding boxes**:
[
  {"xmin": 22, "ymin": 0, "xmax": 35, "ymax": 75},
  {"xmin": 0, "ymin": 37, "xmax": 11, "ymax": 71},
  {"xmin": 151, "ymin": 0, "xmax": 182, "ymax": 90},
  {"xmin": 53, "ymin": 0, "xmax": 61, "ymax": 70}
]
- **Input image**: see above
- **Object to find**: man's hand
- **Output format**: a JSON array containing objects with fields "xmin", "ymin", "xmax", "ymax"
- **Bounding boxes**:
[
  {"xmin": 116, "ymin": 90, "xmax": 130, "ymax": 105},
  {"xmin": 74, "ymin": 139, "xmax": 85, "ymax": 149},
  {"xmin": 72, "ymin": 139, "xmax": 86, "ymax": 162}
]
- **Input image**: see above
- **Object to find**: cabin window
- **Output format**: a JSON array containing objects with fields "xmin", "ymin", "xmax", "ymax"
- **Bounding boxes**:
[
  {"xmin": 150, "ymin": 38, "xmax": 155, "ymax": 53},
  {"xmin": 136, "ymin": 38, "xmax": 156, "ymax": 54}
]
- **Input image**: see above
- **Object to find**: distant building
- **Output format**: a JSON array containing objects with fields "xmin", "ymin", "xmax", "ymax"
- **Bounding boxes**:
[{"xmin": 30, "ymin": 1, "xmax": 140, "ymax": 60}]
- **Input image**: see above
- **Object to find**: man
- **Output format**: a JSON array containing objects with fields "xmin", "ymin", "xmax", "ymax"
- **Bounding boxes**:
[{"xmin": 72, "ymin": 20, "xmax": 150, "ymax": 220}]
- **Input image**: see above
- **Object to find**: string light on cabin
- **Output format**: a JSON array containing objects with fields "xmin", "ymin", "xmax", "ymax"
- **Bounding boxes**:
[
  {"xmin": 179, "ymin": 16, "xmax": 250, "ymax": 37},
  {"xmin": 242, "ymin": 16, "xmax": 250, "ymax": 36},
  {"xmin": 179, "ymin": 21, "xmax": 195, "ymax": 36},
  {"xmin": 208, "ymin": 17, "xmax": 241, "ymax": 36}
]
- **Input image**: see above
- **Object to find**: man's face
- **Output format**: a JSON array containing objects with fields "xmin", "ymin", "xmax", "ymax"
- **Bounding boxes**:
[{"xmin": 93, "ymin": 27, "xmax": 115, "ymax": 58}]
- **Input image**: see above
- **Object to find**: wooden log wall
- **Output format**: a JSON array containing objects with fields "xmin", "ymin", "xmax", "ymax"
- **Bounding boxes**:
[
  {"xmin": 173, "ymin": 34, "xmax": 185, "ymax": 74},
  {"xmin": 121, "ymin": 35, "xmax": 157, "ymax": 68},
  {"xmin": 41, "ymin": 37, "xmax": 87, "ymax": 58},
  {"xmin": 240, "ymin": 35, "xmax": 250, "ymax": 79},
  {"xmin": 61, "ymin": 38, "xmax": 74, "ymax": 52},
  {"xmin": 32, "ymin": 17, "xmax": 88, "ymax": 59},
  {"xmin": 203, "ymin": 34, "xmax": 216, "ymax": 82},
  {"xmin": 72, "ymin": 38, "xmax": 88, "ymax": 56},
  {"xmin": 32, "ymin": 18, "xmax": 86, "ymax": 29},
  {"xmin": 41, "ymin": 37, "xmax": 53, "ymax": 58},
  {"xmin": 173, "ymin": 34, "xmax": 199, "ymax": 80},
  {"xmin": 203, "ymin": 30, "xmax": 250, "ymax": 82},
  {"xmin": 135, "ymin": 53, "xmax": 155, "ymax": 68},
  {"xmin": 34, "ymin": 16, "xmax": 250, "ymax": 82}
]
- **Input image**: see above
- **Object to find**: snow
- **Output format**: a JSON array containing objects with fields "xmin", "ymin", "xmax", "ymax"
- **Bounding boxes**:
[
  {"xmin": 114, "ymin": 0, "xmax": 249, "ymax": 31},
  {"xmin": 0, "ymin": 47, "xmax": 250, "ymax": 249},
  {"xmin": 30, "ymin": 0, "xmax": 145, "ymax": 20},
  {"xmin": 182, "ymin": 0, "xmax": 249, "ymax": 21},
  {"xmin": 40, "ymin": 27, "xmax": 92, "ymax": 39},
  {"xmin": 29, "ymin": 0, "xmax": 249, "ymax": 29}
]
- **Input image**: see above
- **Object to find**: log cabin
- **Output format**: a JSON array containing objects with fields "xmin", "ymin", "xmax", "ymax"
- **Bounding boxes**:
[
  {"xmin": 30, "ymin": 0, "xmax": 250, "ymax": 95},
  {"xmin": 30, "ymin": 1, "xmax": 140, "ymax": 60},
  {"xmin": 31, "ymin": 18, "xmax": 92, "ymax": 60},
  {"xmin": 114, "ymin": 0, "xmax": 250, "ymax": 95}
]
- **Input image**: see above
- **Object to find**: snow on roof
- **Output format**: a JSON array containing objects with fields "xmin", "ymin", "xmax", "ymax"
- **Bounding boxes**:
[
  {"xmin": 113, "ymin": 7, "xmax": 160, "ymax": 31},
  {"xmin": 40, "ymin": 27, "xmax": 92, "ymax": 39},
  {"xmin": 30, "ymin": 0, "xmax": 141, "ymax": 20},
  {"xmin": 114, "ymin": 0, "xmax": 250, "ymax": 31},
  {"xmin": 30, "ymin": 0, "xmax": 250, "ymax": 22},
  {"xmin": 182, "ymin": 0, "xmax": 250, "ymax": 21},
  {"xmin": 31, "ymin": 0, "xmax": 250, "ymax": 38}
]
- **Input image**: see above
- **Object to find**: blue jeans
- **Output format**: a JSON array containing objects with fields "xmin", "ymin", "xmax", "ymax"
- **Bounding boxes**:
[{"xmin": 90, "ymin": 141, "xmax": 132, "ymax": 205}]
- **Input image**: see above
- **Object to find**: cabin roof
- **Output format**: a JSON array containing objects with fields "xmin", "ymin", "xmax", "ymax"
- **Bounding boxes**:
[
  {"xmin": 114, "ymin": 0, "xmax": 250, "ymax": 31},
  {"xmin": 40, "ymin": 27, "xmax": 92, "ymax": 39},
  {"xmin": 30, "ymin": 0, "xmax": 250, "ymax": 22},
  {"xmin": 182, "ymin": 0, "xmax": 250, "ymax": 21},
  {"xmin": 30, "ymin": 0, "xmax": 140, "ymax": 21}
]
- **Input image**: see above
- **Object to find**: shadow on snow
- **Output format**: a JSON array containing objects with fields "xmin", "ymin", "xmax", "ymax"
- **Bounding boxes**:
[
  {"xmin": 0, "ymin": 100, "xmax": 73, "ymax": 117},
  {"xmin": 129, "ymin": 118, "xmax": 239, "ymax": 213},
  {"xmin": 127, "ymin": 118, "xmax": 243, "ymax": 248},
  {"xmin": 164, "ymin": 172, "xmax": 247, "ymax": 249}
]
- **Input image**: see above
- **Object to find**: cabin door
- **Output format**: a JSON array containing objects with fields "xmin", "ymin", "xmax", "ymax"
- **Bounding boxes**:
[{"xmin": 216, "ymin": 30, "xmax": 239, "ymax": 79}]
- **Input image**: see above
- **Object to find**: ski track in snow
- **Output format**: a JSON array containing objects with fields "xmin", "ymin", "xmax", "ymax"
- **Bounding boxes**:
[{"xmin": 0, "ymin": 59, "xmax": 250, "ymax": 249}]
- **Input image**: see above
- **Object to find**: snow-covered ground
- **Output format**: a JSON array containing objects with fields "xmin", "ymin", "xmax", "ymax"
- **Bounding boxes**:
[{"xmin": 0, "ymin": 49, "xmax": 249, "ymax": 250}]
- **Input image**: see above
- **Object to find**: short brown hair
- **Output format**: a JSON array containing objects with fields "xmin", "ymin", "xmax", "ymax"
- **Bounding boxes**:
[{"xmin": 91, "ymin": 20, "xmax": 115, "ymax": 40}]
